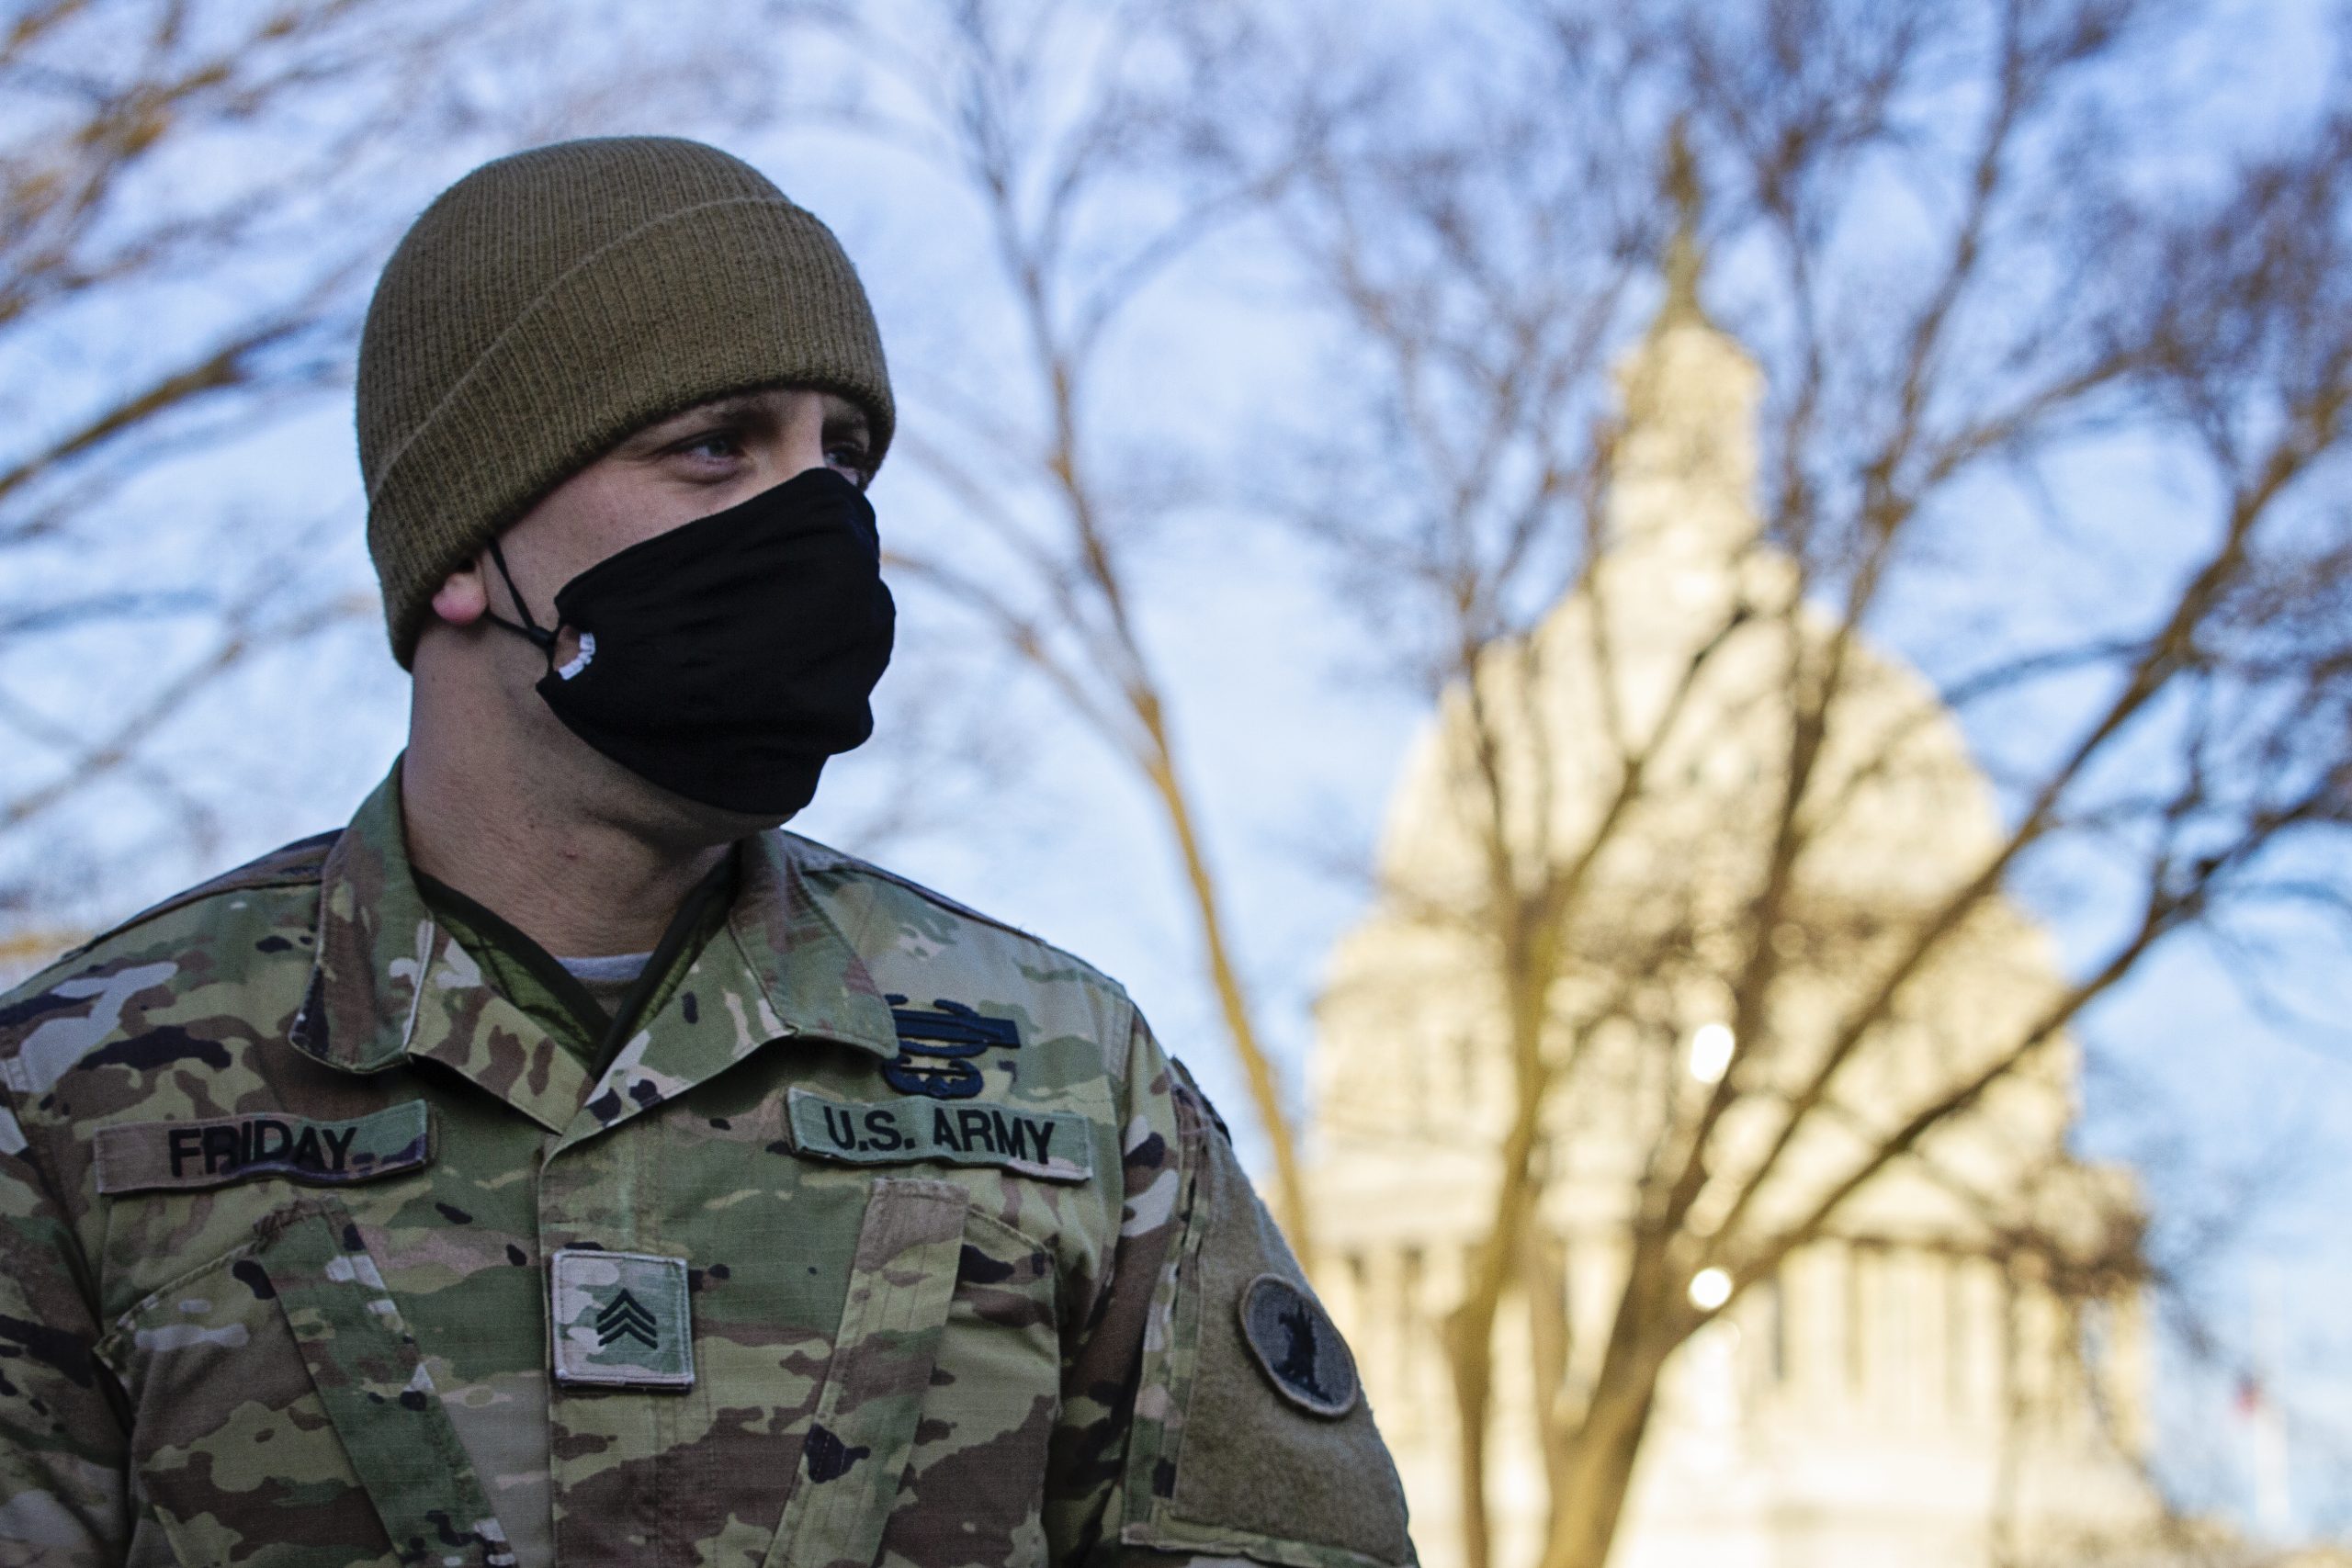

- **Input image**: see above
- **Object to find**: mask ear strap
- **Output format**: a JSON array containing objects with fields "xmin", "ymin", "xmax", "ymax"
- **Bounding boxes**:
[{"xmin": 482, "ymin": 538, "xmax": 558, "ymax": 660}]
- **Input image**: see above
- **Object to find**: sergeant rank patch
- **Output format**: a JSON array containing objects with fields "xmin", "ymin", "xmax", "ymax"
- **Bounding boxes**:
[
  {"xmin": 1239, "ymin": 1273, "xmax": 1361, "ymax": 1418},
  {"xmin": 549, "ymin": 1248, "xmax": 695, "ymax": 1390},
  {"xmin": 787, "ymin": 1087, "xmax": 1090, "ymax": 1182}
]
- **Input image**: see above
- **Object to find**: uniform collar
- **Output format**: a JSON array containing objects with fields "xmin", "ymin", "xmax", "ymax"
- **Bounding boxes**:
[{"xmin": 294, "ymin": 763, "xmax": 900, "ymax": 1139}]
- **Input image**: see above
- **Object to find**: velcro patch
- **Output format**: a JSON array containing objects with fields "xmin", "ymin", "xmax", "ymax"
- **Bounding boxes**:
[
  {"xmin": 94, "ymin": 1101, "xmax": 433, "ymax": 1195},
  {"xmin": 549, "ymin": 1249, "xmax": 694, "ymax": 1391},
  {"xmin": 787, "ymin": 1088, "xmax": 1091, "ymax": 1183}
]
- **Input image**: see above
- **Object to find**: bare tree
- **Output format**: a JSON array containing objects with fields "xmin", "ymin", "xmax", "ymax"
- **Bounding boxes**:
[
  {"xmin": 0, "ymin": 0, "xmax": 811, "ymax": 933},
  {"xmin": 0, "ymin": 0, "xmax": 488, "ymax": 914},
  {"xmin": 785, "ymin": 0, "xmax": 1340, "ymax": 1253},
  {"xmin": 1263, "ymin": 4, "xmax": 2352, "ymax": 1566}
]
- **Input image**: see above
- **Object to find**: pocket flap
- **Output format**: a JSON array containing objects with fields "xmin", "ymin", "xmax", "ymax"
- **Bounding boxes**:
[
  {"xmin": 258, "ymin": 1201, "xmax": 514, "ymax": 1568},
  {"xmin": 763, "ymin": 1177, "xmax": 967, "ymax": 1568},
  {"xmin": 93, "ymin": 1198, "xmax": 513, "ymax": 1568}
]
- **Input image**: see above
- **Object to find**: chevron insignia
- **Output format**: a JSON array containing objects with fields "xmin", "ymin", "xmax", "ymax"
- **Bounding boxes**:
[
  {"xmin": 550, "ymin": 1249, "xmax": 694, "ymax": 1390},
  {"xmin": 595, "ymin": 1289, "xmax": 660, "ymax": 1349}
]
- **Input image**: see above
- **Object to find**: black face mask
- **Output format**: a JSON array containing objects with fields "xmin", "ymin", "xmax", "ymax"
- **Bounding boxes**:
[{"xmin": 485, "ymin": 467, "xmax": 895, "ymax": 818}]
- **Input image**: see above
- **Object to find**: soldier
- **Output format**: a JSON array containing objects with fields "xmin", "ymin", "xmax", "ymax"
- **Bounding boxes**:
[{"xmin": 0, "ymin": 138, "xmax": 1412, "ymax": 1568}]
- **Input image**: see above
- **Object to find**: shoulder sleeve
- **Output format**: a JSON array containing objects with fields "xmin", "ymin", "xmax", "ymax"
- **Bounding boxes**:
[
  {"xmin": 0, "ymin": 1082, "xmax": 129, "ymax": 1564},
  {"xmin": 1045, "ymin": 1012, "xmax": 1415, "ymax": 1568}
]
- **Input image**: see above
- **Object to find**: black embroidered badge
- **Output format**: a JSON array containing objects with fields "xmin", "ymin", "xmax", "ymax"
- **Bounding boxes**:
[
  {"xmin": 595, "ymin": 1289, "xmax": 660, "ymax": 1350},
  {"xmin": 1238, "ymin": 1274, "xmax": 1360, "ymax": 1419},
  {"xmin": 880, "ymin": 996, "xmax": 1021, "ymax": 1100}
]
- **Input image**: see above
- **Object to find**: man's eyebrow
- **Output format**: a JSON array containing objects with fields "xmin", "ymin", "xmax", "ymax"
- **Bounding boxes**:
[
  {"xmin": 629, "ymin": 391, "xmax": 868, "ymax": 451},
  {"xmin": 625, "ymin": 395, "xmax": 760, "ymax": 446},
  {"xmin": 679, "ymin": 393, "xmax": 766, "ymax": 424},
  {"xmin": 820, "ymin": 398, "xmax": 872, "ymax": 438}
]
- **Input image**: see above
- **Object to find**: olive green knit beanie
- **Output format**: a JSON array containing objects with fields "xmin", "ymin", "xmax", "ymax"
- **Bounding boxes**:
[{"xmin": 357, "ymin": 135, "xmax": 894, "ymax": 667}]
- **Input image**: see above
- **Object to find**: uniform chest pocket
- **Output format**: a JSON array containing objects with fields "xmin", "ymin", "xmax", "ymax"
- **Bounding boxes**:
[
  {"xmin": 95, "ymin": 1199, "xmax": 511, "ymax": 1568},
  {"xmin": 875, "ymin": 1207, "xmax": 1060, "ymax": 1568},
  {"xmin": 760, "ymin": 1178, "xmax": 967, "ymax": 1568},
  {"xmin": 758, "ymin": 1179, "xmax": 1060, "ymax": 1568}
]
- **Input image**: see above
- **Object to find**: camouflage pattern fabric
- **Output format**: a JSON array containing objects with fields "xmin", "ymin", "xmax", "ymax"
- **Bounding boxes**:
[{"xmin": 0, "ymin": 767, "xmax": 1414, "ymax": 1568}]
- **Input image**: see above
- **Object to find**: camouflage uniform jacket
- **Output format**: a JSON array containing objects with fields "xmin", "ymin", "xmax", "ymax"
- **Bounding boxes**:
[{"xmin": 0, "ymin": 772, "xmax": 1412, "ymax": 1568}]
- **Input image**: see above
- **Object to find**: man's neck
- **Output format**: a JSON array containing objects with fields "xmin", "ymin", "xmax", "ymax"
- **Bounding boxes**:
[{"xmin": 399, "ymin": 750, "xmax": 731, "ymax": 959}]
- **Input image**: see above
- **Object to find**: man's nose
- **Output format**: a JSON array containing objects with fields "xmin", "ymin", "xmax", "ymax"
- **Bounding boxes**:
[{"xmin": 765, "ymin": 428, "xmax": 831, "ymax": 484}]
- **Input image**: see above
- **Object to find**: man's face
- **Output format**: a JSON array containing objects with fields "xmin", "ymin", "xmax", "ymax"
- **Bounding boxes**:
[
  {"xmin": 437, "ymin": 384, "xmax": 876, "ymax": 646},
  {"xmin": 415, "ymin": 383, "xmax": 879, "ymax": 833}
]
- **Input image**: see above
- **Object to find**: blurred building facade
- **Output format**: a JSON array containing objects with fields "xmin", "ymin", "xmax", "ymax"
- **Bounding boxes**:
[{"xmin": 1308, "ymin": 275, "xmax": 2162, "ymax": 1568}]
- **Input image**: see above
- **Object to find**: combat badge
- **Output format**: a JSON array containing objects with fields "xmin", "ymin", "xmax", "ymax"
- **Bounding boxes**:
[
  {"xmin": 549, "ymin": 1248, "xmax": 695, "ymax": 1391},
  {"xmin": 1238, "ymin": 1273, "xmax": 1360, "ymax": 1418},
  {"xmin": 880, "ymin": 995, "xmax": 1021, "ymax": 1100}
]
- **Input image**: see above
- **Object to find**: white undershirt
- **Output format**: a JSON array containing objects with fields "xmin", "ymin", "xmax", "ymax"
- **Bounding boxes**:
[
  {"xmin": 555, "ymin": 951, "xmax": 650, "ymax": 1026},
  {"xmin": 554, "ymin": 951, "xmax": 651, "ymax": 984}
]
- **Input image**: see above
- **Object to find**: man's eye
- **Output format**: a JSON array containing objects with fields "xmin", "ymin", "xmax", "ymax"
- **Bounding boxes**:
[
  {"xmin": 826, "ymin": 444, "xmax": 875, "ymax": 482},
  {"xmin": 678, "ymin": 430, "xmax": 744, "ymax": 461}
]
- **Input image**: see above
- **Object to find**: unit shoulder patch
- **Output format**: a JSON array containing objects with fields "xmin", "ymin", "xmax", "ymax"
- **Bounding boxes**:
[
  {"xmin": 1117, "ymin": 1103, "xmax": 1413, "ymax": 1568},
  {"xmin": 787, "ymin": 1088, "xmax": 1090, "ymax": 1182},
  {"xmin": 1239, "ymin": 1274, "xmax": 1360, "ymax": 1418},
  {"xmin": 93, "ymin": 1101, "xmax": 433, "ymax": 1194}
]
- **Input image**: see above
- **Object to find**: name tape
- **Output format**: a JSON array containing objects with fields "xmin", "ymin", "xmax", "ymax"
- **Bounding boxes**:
[
  {"xmin": 787, "ymin": 1088, "xmax": 1091, "ymax": 1183},
  {"xmin": 94, "ymin": 1101, "xmax": 433, "ymax": 1195}
]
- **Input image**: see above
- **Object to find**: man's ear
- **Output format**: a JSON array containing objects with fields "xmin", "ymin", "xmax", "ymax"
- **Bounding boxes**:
[{"xmin": 431, "ymin": 557, "xmax": 491, "ymax": 626}]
